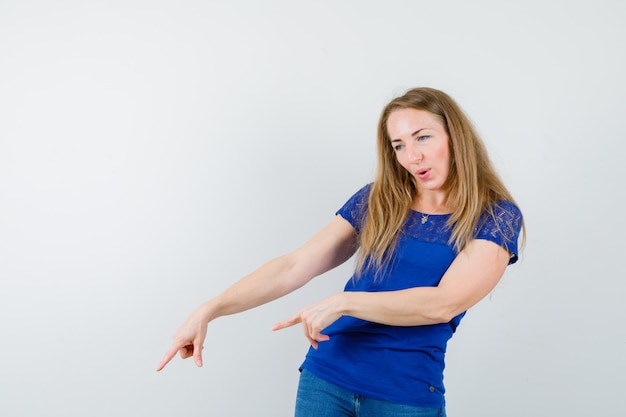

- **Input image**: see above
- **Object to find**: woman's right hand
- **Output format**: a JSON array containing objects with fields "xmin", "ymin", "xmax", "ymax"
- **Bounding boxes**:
[
  {"xmin": 155, "ymin": 216, "xmax": 357, "ymax": 372},
  {"xmin": 156, "ymin": 303, "xmax": 211, "ymax": 371}
]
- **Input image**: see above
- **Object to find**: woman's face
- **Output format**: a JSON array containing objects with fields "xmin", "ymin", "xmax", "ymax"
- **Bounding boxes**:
[{"xmin": 386, "ymin": 108, "xmax": 451, "ymax": 193}]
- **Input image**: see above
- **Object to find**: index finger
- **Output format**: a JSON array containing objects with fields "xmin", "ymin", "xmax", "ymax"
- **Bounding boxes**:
[
  {"xmin": 156, "ymin": 344, "xmax": 180, "ymax": 372},
  {"xmin": 271, "ymin": 315, "xmax": 302, "ymax": 332}
]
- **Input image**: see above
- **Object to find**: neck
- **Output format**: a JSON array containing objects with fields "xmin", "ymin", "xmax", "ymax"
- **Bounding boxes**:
[{"xmin": 412, "ymin": 192, "xmax": 449, "ymax": 214}]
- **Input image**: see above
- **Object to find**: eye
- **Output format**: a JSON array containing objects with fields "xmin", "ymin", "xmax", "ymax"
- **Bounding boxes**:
[
  {"xmin": 393, "ymin": 144, "xmax": 404, "ymax": 151},
  {"xmin": 417, "ymin": 135, "xmax": 430, "ymax": 142}
]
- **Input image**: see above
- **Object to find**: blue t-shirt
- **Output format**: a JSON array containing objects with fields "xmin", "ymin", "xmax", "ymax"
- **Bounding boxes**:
[{"xmin": 300, "ymin": 184, "xmax": 523, "ymax": 407}]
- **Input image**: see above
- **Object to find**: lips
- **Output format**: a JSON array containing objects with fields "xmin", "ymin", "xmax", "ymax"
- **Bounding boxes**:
[{"xmin": 415, "ymin": 168, "xmax": 430, "ymax": 180}]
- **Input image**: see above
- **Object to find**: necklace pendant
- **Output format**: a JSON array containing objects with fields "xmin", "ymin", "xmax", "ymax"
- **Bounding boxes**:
[{"xmin": 421, "ymin": 214, "xmax": 428, "ymax": 224}]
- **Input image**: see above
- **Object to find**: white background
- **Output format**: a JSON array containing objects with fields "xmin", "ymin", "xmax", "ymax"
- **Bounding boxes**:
[{"xmin": 1, "ymin": 1, "xmax": 625, "ymax": 416}]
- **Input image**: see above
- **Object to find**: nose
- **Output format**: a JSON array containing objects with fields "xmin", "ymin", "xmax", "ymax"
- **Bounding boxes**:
[{"xmin": 407, "ymin": 143, "xmax": 422, "ymax": 163}]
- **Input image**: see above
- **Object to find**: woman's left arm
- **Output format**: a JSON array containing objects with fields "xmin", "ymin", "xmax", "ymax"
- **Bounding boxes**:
[{"xmin": 273, "ymin": 239, "xmax": 510, "ymax": 348}]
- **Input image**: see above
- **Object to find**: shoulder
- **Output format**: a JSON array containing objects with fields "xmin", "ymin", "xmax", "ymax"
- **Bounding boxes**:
[
  {"xmin": 352, "ymin": 183, "xmax": 373, "ymax": 200},
  {"xmin": 487, "ymin": 201, "xmax": 523, "ymax": 230},
  {"xmin": 341, "ymin": 183, "xmax": 373, "ymax": 208},
  {"xmin": 336, "ymin": 183, "xmax": 373, "ymax": 231},
  {"xmin": 475, "ymin": 200, "xmax": 523, "ymax": 264},
  {"xmin": 476, "ymin": 200, "xmax": 523, "ymax": 234}
]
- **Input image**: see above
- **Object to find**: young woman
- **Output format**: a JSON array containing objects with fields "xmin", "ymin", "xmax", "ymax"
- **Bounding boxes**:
[{"xmin": 157, "ymin": 87, "xmax": 524, "ymax": 417}]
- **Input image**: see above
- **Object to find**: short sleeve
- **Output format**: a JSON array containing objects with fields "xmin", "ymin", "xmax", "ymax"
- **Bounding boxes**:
[
  {"xmin": 475, "ymin": 201, "xmax": 523, "ymax": 265},
  {"xmin": 335, "ymin": 184, "xmax": 372, "ymax": 233}
]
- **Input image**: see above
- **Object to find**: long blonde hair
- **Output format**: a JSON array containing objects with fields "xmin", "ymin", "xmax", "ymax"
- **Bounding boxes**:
[{"xmin": 355, "ymin": 87, "xmax": 525, "ymax": 276}]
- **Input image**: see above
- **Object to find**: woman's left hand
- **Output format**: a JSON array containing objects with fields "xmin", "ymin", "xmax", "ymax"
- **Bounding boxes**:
[{"xmin": 272, "ymin": 293, "xmax": 346, "ymax": 349}]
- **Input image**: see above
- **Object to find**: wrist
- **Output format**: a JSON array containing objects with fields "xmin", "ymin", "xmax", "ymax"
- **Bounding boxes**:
[
  {"xmin": 336, "ymin": 291, "xmax": 351, "ymax": 317},
  {"xmin": 197, "ymin": 299, "xmax": 219, "ymax": 323}
]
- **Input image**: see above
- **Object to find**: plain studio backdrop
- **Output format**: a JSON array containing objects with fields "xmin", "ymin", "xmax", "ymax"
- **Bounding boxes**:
[{"xmin": 1, "ymin": 1, "xmax": 624, "ymax": 416}]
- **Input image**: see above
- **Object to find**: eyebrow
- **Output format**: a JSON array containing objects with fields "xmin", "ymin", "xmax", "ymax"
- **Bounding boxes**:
[{"xmin": 390, "ymin": 128, "xmax": 429, "ymax": 143}]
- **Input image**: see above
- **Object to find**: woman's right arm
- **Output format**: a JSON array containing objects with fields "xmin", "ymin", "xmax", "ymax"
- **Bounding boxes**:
[{"xmin": 155, "ymin": 214, "xmax": 357, "ymax": 371}]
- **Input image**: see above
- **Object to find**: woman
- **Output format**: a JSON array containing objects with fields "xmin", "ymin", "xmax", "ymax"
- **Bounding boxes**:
[{"xmin": 157, "ymin": 87, "xmax": 524, "ymax": 416}]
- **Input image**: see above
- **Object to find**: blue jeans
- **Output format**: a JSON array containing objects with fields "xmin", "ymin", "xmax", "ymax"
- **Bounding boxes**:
[{"xmin": 295, "ymin": 369, "xmax": 446, "ymax": 417}]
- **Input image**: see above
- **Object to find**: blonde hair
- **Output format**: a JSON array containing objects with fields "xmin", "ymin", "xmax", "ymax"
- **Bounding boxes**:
[{"xmin": 355, "ymin": 87, "xmax": 525, "ymax": 277}]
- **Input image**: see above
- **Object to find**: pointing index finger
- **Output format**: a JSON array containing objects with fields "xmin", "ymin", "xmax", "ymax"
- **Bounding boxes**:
[
  {"xmin": 271, "ymin": 315, "xmax": 302, "ymax": 331},
  {"xmin": 156, "ymin": 345, "xmax": 180, "ymax": 372}
]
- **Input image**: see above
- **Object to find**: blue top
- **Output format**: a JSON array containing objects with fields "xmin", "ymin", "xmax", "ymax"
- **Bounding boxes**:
[{"xmin": 300, "ymin": 183, "xmax": 523, "ymax": 407}]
